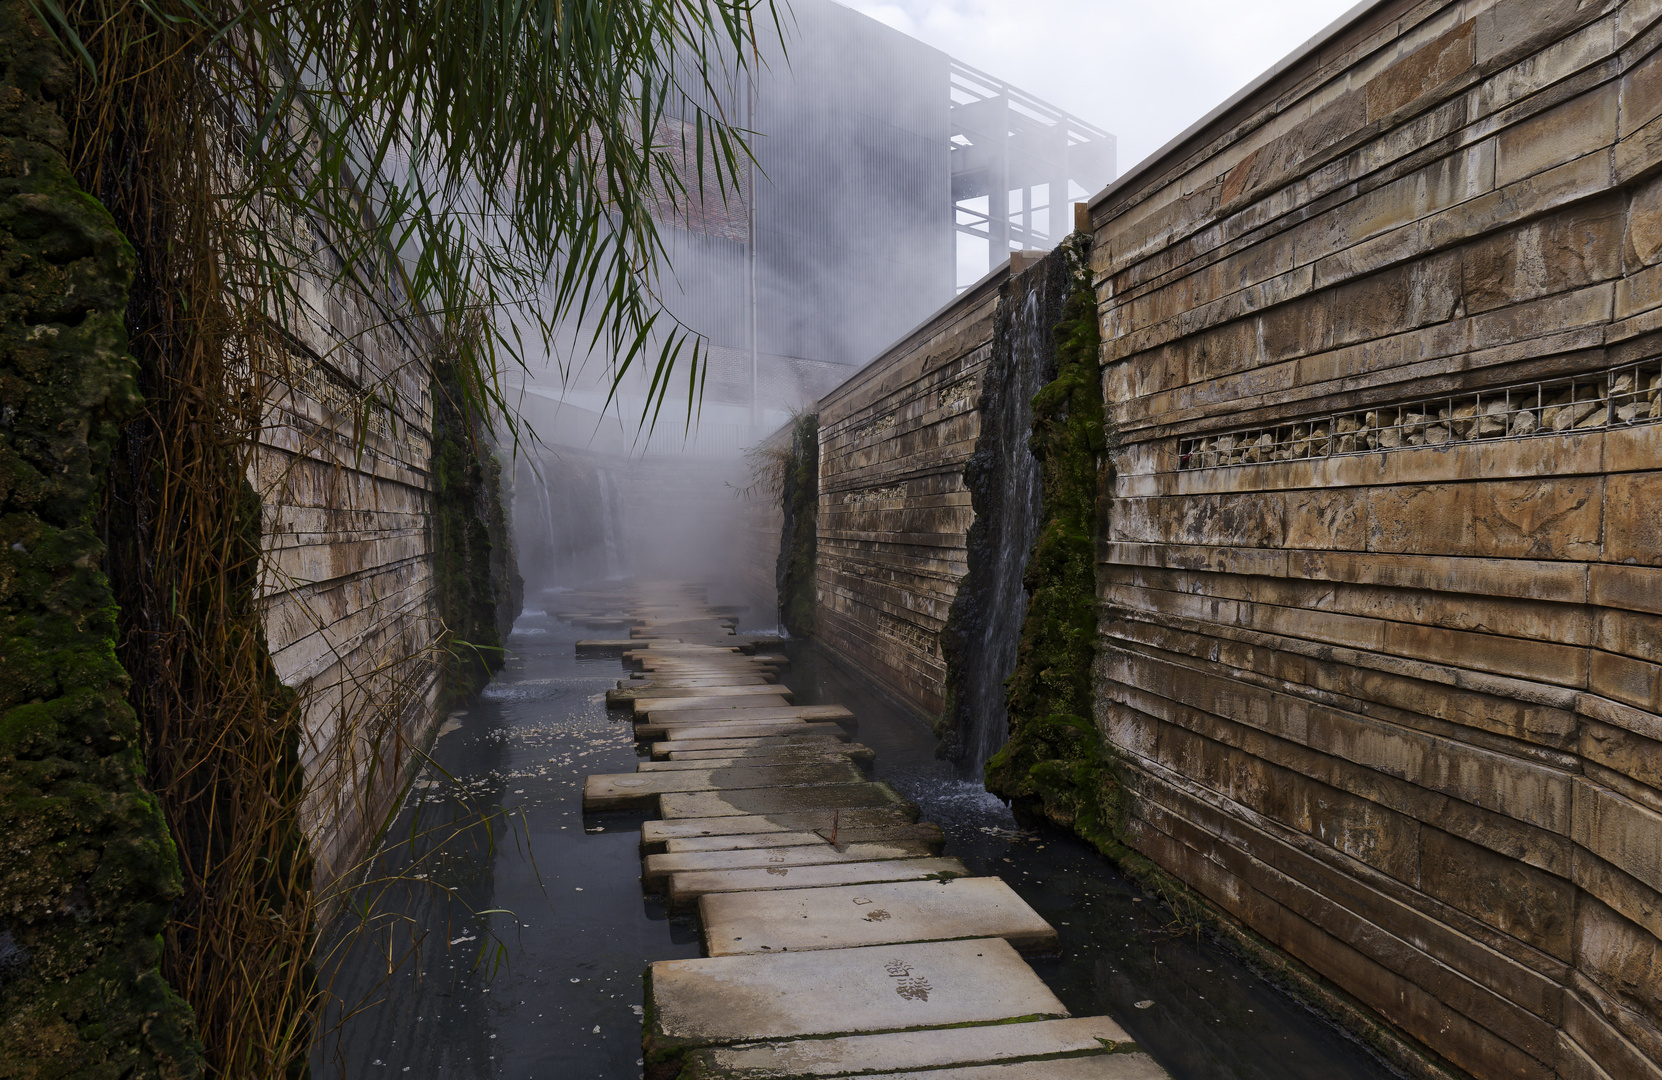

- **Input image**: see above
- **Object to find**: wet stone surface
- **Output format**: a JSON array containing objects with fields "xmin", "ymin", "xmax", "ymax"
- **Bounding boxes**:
[
  {"xmin": 319, "ymin": 591, "xmax": 1405, "ymax": 1080},
  {"xmin": 313, "ymin": 603, "xmax": 692, "ymax": 1079}
]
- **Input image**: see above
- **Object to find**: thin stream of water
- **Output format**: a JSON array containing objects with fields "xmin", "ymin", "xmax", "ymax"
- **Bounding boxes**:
[{"xmin": 316, "ymin": 590, "xmax": 1403, "ymax": 1079}]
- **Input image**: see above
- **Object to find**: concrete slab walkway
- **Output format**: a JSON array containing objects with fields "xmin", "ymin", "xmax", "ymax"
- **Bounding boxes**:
[{"xmin": 578, "ymin": 587, "xmax": 1168, "ymax": 1080}]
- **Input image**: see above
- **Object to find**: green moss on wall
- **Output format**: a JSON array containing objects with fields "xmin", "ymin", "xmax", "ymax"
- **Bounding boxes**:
[
  {"xmin": 985, "ymin": 234, "xmax": 1125, "ymax": 856},
  {"xmin": 776, "ymin": 413, "xmax": 818, "ymax": 638},
  {"xmin": 0, "ymin": 2, "xmax": 202, "ymax": 1073},
  {"xmin": 430, "ymin": 359, "xmax": 521, "ymax": 703}
]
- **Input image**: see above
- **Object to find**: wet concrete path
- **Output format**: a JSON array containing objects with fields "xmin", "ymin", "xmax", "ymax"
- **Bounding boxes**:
[{"xmin": 316, "ymin": 583, "xmax": 1403, "ymax": 1080}]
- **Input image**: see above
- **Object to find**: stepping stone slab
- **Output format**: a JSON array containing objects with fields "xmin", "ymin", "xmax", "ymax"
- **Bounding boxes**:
[
  {"xmin": 651, "ymin": 735, "xmax": 851, "ymax": 758},
  {"xmin": 807, "ymin": 1059, "xmax": 1170, "ymax": 1080},
  {"xmin": 623, "ymin": 675, "xmax": 775, "ymax": 687},
  {"xmin": 637, "ymin": 750, "xmax": 871, "ymax": 772},
  {"xmin": 643, "ymin": 722, "xmax": 849, "ymax": 742},
  {"xmin": 634, "ymin": 694, "xmax": 793, "ymax": 717},
  {"xmin": 630, "ymin": 684, "xmax": 790, "ymax": 701},
  {"xmin": 671, "ymin": 857, "xmax": 966, "ymax": 906},
  {"xmin": 644, "ymin": 841, "xmax": 938, "ymax": 889},
  {"xmin": 575, "ymin": 639, "xmax": 634, "ymax": 652},
  {"xmin": 645, "ymin": 937, "xmax": 1066, "ymax": 1056},
  {"xmin": 677, "ymin": 1016, "xmax": 1138, "ymax": 1079},
  {"xmin": 644, "ymin": 703, "xmax": 849, "ymax": 722},
  {"xmin": 640, "ymin": 809, "xmax": 922, "ymax": 851},
  {"xmin": 663, "ymin": 823, "xmax": 945, "ymax": 854},
  {"xmin": 701, "ymin": 877, "xmax": 1057, "ymax": 955},
  {"xmin": 583, "ymin": 762, "xmax": 865, "ymax": 811},
  {"xmin": 659, "ymin": 782, "xmax": 912, "ymax": 819}
]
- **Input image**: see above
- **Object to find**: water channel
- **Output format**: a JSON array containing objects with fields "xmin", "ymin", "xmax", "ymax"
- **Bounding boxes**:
[{"xmin": 315, "ymin": 589, "xmax": 1405, "ymax": 1080}]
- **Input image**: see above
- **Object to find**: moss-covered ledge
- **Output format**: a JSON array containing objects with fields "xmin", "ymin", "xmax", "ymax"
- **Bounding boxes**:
[{"xmin": 0, "ymin": 2, "xmax": 202, "ymax": 1073}]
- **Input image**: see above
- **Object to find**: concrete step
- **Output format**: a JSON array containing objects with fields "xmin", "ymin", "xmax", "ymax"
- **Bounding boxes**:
[
  {"xmin": 687, "ymin": 1055, "xmax": 1168, "ymax": 1080},
  {"xmin": 575, "ymin": 638, "xmax": 635, "ymax": 653},
  {"xmin": 641, "ymin": 703, "xmax": 851, "ymax": 723},
  {"xmin": 670, "ymin": 857, "xmax": 964, "ymax": 907},
  {"xmin": 641, "ymin": 717, "xmax": 850, "ymax": 734},
  {"xmin": 583, "ymin": 762, "xmax": 867, "ymax": 811},
  {"xmin": 644, "ymin": 841, "xmax": 938, "ymax": 889},
  {"xmin": 645, "ymin": 938, "xmax": 1067, "ymax": 1061},
  {"xmin": 640, "ymin": 809, "xmax": 920, "ymax": 851},
  {"xmin": 659, "ymin": 782, "xmax": 913, "ymax": 820},
  {"xmin": 633, "ymin": 694, "xmax": 794, "ymax": 717},
  {"xmin": 611, "ymin": 685, "xmax": 791, "ymax": 708},
  {"xmin": 699, "ymin": 877, "xmax": 1057, "ymax": 955},
  {"xmin": 662, "ymin": 823, "xmax": 945, "ymax": 854},
  {"xmin": 637, "ymin": 749, "xmax": 872, "ymax": 772},
  {"xmin": 676, "ymin": 1016, "xmax": 1137, "ymax": 1079},
  {"xmin": 621, "ymin": 675, "xmax": 776, "ymax": 687},
  {"xmin": 649, "ymin": 734, "xmax": 853, "ymax": 758}
]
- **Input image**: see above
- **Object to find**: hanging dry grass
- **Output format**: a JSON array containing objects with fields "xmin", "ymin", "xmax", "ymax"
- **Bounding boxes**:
[{"xmin": 15, "ymin": 0, "xmax": 771, "ymax": 1074}]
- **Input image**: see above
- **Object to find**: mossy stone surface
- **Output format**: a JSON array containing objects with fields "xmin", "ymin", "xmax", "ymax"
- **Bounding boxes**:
[
  {"xmin": 985, "ymin": 234, "xmax": 1125, "ymax": 856},
  {"xmin": 0, "ymin": 2, "xmax": 202, "ymax": 1073},
  {"xmin": 430, "ymin": 357, "xmax": 521, "ymax": 704},
  {"xmin": 776, "ymin": 413, "xmax": 817, "ymax": 638}
]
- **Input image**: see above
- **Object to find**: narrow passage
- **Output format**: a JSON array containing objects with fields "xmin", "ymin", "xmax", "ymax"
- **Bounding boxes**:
[{"xmin": 584, "ymin": 584, "xmax": 1172, "ymax": 1079}]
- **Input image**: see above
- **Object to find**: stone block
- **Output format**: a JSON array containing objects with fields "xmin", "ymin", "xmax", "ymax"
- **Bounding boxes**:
[
  {"xmin": 1573, "ymin": 779, "xmax": 1662, "ymax": 894},
  {"xmin": 1496, "ymin": 84, "xmax": 1619, "ymax": 189},
  {"xmin": 1574, "ymin": 893, "xmax": 1662, "ymax": 1023},
  {"xmin": 1605, "ymin": 471, "xmax": 1662, "ymax": 566},
  {"xmin": 700, "ymin": 877, "xmax": 1055, "ymax": 955},
  {"xmin": 670, "ymin": 857, "xmax": 968, "ymax": 907},
  {"xmin": 1461, "ymin": 194, "xmax": 1623, "ymax": 315},
  {"xmin": 1477, "ymin": 0, "xmax": 1615, "ymax": 67},
  {"xmin": 1590, "ymin": 649, "xmax": 1661, "ymax": 712},
  {"xmin": 1418, "ymin": 826, "xmax": 1575, "ymax": 959},
  {"xmin": 1367, "ymin": 18, "xmax": 1475, "ymax": 121},
  {"xmin": 645, "ymin": 938, "xmax": 1067, "ymax": 1051},
  {"xmin": 677, "ymin": 1017, "xmax": 1137, "ymax": 1080}
]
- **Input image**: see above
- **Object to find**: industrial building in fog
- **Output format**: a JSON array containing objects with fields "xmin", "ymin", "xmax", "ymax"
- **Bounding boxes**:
[{"xmin": 513, "ymin": 0, "xmax": 1115, "ymax": 589}]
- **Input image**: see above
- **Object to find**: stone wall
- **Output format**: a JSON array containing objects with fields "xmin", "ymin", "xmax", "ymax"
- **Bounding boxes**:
[
  {"xmin": 256, "ymin": 252, "xmax": 447, "ymax": 886},
  {"xmin": 812, "ymin": 267, "xmax": 1011, "ymax": 717},
  {"xmin": 1089, "ymin": 2, "xmax": 1662, "ymax": 1077}
]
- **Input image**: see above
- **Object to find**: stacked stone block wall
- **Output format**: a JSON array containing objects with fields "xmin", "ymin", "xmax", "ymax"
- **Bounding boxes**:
[
  {"xmin": 813, "ymin": 269, "xmax": 1009, "ymax": 717},
  {"xmin": 1090, "ymin": 1, "xmax": 1662, "ymax": 1077},
  {"xmin": 256, "ymin": 246, "xmax": 445, "ymax": 887}
]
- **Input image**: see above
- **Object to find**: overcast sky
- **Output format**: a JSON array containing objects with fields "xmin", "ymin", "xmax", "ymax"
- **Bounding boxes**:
[{"xmin": 844, "ymin": 0, "xmax": 1363, "ymax": 182}]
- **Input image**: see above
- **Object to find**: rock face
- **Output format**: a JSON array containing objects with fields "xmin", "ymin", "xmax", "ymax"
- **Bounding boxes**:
[
  {"xmin": 0, "ymin": 2, "xmax": 202, "ymax": 1072},
  {"xmin": 1089, "ymin": 2, "xmax": 1662, "ymax": 1078}
]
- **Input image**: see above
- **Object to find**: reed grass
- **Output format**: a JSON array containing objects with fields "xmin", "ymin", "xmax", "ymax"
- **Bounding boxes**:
[{"xmin": 11, "ymin": 0, "xmax": 769, "ymax": 1073}]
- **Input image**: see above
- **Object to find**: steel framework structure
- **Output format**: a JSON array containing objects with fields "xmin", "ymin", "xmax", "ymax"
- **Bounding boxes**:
[{"xmin": 950, "ymin": 59, "xmax": 1116, "ymax": 274}]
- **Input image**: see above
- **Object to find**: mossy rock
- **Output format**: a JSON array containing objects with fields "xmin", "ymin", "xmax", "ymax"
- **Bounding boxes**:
[{"xmin": 0, "ymin": 1, "xmax": 201, "ymax": 1074}]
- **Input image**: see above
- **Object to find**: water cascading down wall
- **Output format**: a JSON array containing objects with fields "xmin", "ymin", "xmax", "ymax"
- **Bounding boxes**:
[{"xmin": 771, "ymin": 2, "xmax": 1662, "ymax": 1077}]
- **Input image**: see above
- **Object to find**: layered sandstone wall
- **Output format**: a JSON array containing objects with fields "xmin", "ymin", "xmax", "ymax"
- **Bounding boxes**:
[
  {"xmin": 256, "ymin": 252, "xmax": 446, "ymax": 885},
  {"xmin": 812, "ymin": 268, "xmax": 1009, "ymax": 717},
  {"xmin": 1089, "ymin": 1, "xmax": 1662, "ymax": 1077}
]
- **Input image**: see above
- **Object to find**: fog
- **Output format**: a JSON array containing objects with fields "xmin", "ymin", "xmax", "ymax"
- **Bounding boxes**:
[{"xmin": 506, "ymin": 0, "xmax": 1116, "ymax": 617}]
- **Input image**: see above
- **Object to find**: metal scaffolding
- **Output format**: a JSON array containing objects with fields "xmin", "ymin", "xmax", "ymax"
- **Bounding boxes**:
[{"xmin": 950, "ymin": 59, "xmax": 1116, "ymax": 275}]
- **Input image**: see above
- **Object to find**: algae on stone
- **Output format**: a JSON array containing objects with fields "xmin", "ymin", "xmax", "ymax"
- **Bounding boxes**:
[
  {"xmin": 985, "ymin": 233, "xmax": 1124, "ymax": 856},
  {"xmin": 431, "ymin": 355, "xmax": 522, "ymax": 703},
  {"xmin": 0, "ymin": 2, "xmax": 202, "ymax": 1071},
  {"xmin": 776, "ymin": 412, "xmax": 818, "ymax": 638}
]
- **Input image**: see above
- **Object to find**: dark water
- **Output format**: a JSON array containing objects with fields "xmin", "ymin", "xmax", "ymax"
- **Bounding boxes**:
[
  {"xmin": 317, "ymin": 589, "xmax": 1402, "ymax": 1080},
  {"xmin": 778, "ymin": 635, "xmax": 1404, "ymax": 1080}
]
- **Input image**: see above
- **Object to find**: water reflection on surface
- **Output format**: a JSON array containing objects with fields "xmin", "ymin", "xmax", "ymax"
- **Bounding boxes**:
[{"xmin": 317, "ymin": 592, "xmax": 1400, "ymax": 1080}]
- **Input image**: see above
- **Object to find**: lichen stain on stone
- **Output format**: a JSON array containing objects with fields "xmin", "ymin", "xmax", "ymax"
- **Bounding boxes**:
[{"xmin": 0, "ymin": 1, "xmax": 202, "ymax": 1073}]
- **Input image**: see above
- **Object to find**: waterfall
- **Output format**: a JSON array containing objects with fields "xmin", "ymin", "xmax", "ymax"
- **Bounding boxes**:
[
  {"xmin": 939, "ymin": 252, "xmax": 1071, "ymax": 775},
  {"xmin": 597, "ymin": 468, "xmax": 623, "ymax": 579},
  {"xmin": 538, "ymin": 466, "xmax": 559, "ymax": 582}
]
